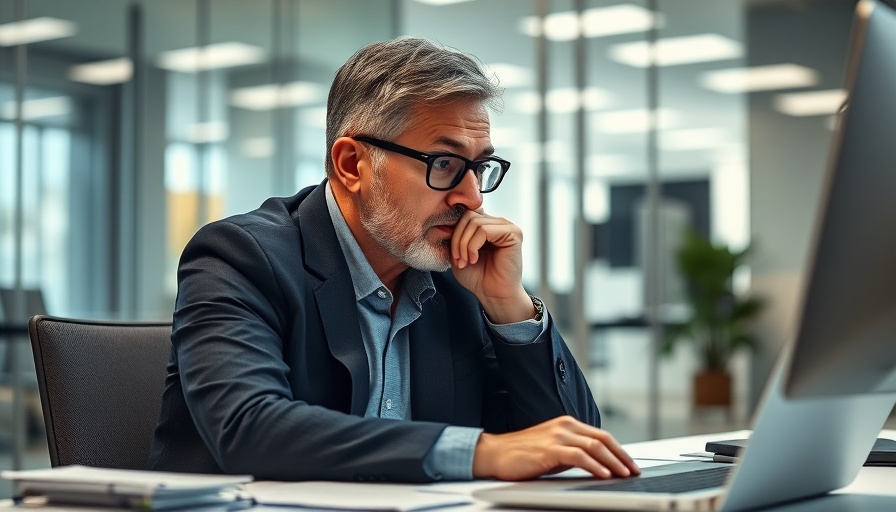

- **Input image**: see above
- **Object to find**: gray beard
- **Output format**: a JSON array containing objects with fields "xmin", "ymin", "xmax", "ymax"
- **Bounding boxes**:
[{"xmin": 359, "ymin": 173, "xmax": 464, "ymax": 272}]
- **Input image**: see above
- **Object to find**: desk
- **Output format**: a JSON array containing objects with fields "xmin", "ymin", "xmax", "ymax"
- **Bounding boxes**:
[{"xmin": 0, "ymin": 429, "xmax": 894, "ymax": 511}]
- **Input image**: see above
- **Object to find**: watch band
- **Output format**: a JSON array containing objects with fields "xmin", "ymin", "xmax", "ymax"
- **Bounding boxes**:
[{"xmin": 529, "ymin": 295, "xmax": 545, "ymax": 322}]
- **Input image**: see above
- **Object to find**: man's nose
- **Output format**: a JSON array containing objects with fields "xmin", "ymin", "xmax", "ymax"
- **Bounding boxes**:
[{"xmin": 446, "ymin": 168, "xmax": 483, "ymax": 210}]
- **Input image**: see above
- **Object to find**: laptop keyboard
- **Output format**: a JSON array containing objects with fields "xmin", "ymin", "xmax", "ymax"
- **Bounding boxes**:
[{"xmin": 574, "ymin": 465, "xmax": 733, "ymax": 494}]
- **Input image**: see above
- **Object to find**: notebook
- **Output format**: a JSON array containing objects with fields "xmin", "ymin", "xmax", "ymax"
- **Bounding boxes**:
[{"xmin": 474, "ymin": 1, "xmax": 896, "ymax": 510}]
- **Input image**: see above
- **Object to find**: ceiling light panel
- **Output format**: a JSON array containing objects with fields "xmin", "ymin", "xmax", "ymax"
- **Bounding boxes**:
[
  {"xmin": 774, "ymin": 89, "xmax": 847, "ymax": 117},
  {"xmin": 700, "ymin": 64, "xmax": 819, "ymax": 93},
  {"xmin": 1, "ymin": 96, "xmax": 71, "ymax": 120},
  {"xmin": 230, "ymin": 81, "xmax": 325, "ymax": 111},
  {"xmin": 582, "ymin": 4, "xmax": 664, "ymax": 38},
  {"xmin": 519, "ymin": 4, "xmax": 662, "ymax": 41},
  {"xmin": 157, "ymin": 42, "xmax": 266, "ymax": 73},
  {"xmin": 660, "ymin": 128, "xmax": 730, "ymax": 151},
  {"xmin": 0, "ymin": 17, "xmax": 77, "ymax": 46},
  {"xmin": 609, "ymin": 34, "xmax": 742, "ymax": 67},
  {"xmin": 594, "ymin": 108, "xmax": 679, "ymax": 133},
  {"xmin": 487, "ymin": 63, "xmax": 532, "ymax": 88},
  {"xmin": 69, "ymin": 58, "xmax": 133, "ymax": 85},
  {"xmin": 512, "ymin": 87, "xmax": 613, "ymax": 114}
]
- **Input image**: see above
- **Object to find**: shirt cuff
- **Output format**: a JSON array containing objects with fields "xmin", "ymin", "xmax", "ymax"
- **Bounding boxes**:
[
  {"xmin": 483, "ymin": 299, "xmax": 550, "ymax": 345},
  {"xmin": 422, "ymin": 426, "xmax": 483, "ymax": 481}
]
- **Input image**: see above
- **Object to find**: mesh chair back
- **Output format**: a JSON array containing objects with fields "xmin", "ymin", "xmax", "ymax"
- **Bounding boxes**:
[{"xmin": 28, "ymin": 315, "xmax": 172, "ymax": 469}]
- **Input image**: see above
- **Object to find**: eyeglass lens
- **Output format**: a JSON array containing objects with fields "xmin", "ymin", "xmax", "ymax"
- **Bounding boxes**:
[{"xmin": 429, "ymin": 156, "xmax": 503, "ymax": 192}]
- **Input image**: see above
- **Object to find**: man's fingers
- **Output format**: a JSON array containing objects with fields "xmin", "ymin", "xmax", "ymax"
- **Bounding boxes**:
[
  {"xmin": 473, "ymin": 417, "xmax": 640, "ymax": 481},
  {"xmin": 452, "ymin": 215, "xmax": 519, "ymax": 266},
  {"xmin": 552, "ymin": 418, "xmax": 640, "ymax": 475},
  {"xmin": 578, "ymin": 438, "xmax": 632, "ymax": 478},
  {"xmin": 554, "ymin": 446, "xmax": 613, "ymax": 479}
]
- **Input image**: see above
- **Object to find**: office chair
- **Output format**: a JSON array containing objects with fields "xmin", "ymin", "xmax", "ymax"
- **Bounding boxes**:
[{"xmin": 28, "ymin": 315, "xmax": 172, "ymax": 469}]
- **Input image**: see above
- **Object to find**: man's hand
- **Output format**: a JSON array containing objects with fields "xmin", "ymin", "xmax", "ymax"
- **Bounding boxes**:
[
  {"xmin": 472, "ymin": 416, "xmax": 641, "ymax": 481},
  {"xmin": 450, "ymin": 208, "xmax": 533, "ymax": 324}
]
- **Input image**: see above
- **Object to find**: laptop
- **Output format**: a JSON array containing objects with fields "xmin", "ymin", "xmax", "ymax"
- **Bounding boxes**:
[{"xmin": 474, "ymin": 1, "xmax": 896, "ymax": 510}]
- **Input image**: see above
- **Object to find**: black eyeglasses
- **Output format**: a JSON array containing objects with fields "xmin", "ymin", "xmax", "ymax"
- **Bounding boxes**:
[{"xmin": 355, "ymin": 136, "xmax": 510, "ymax": 193}]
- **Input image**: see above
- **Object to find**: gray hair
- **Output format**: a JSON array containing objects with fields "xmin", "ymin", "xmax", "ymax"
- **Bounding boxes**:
[{"xmin": 325, "ymin": 36, "xmax": 503, "ymax": 176}]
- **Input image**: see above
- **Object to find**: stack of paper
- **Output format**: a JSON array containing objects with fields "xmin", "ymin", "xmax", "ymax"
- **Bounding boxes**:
[{"xmin": 1, "ymin": 465, "xmax": 253, "ymax": 510}]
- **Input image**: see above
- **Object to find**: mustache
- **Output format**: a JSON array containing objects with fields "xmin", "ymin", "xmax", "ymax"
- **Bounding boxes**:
[{"xmin": 425, "ymin": 205, "xmax": 466, "ymax": 229}]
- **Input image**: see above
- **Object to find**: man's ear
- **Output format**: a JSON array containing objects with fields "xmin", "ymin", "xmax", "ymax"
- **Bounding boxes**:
[{"xmin": 331, "ymin": 137, "xmax": 365, "ymax": 193}]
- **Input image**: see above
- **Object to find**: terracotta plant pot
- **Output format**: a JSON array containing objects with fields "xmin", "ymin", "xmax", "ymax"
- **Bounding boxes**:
[{"xmin": 693, "ymin": 370, "xmax": 732, "ymax": 407}]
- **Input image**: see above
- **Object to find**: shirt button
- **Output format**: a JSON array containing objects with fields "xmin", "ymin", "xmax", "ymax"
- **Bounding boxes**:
[
  {"xmin": 377, "ymin": 289, "xmax": 387, "ymax": 299},
  {"xmin": 385, "ymin": 398, "xmax": 393, "ymax": 410}
]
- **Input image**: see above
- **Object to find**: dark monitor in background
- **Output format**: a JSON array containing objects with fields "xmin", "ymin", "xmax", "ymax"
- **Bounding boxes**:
[{"xmin": 784, "ymin": 0, "xmax": 896, "ymax": 398}]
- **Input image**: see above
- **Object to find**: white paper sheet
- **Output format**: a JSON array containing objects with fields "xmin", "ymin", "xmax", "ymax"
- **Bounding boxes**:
[{"xmin": 245, "ymin": 481, "xmax": 471, "ymax": 511}]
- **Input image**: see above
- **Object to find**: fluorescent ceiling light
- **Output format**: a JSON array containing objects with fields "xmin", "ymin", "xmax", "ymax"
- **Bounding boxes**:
[
  {"xmin": 609, "ymin": 34, "xmax": 742, "ymax": 67},
  {"xmin": 513, "ymin": 87, "xmax": 613, "ymax": 114},
  {"xmin": 1, "ymin": 96, "xmax": 71, "ymax": 120},
  {"xmin": 547, "ymin": 87, "xmax": 613, "ymax": 113},
  {"xmin": 700, "ymin": 64, "xmax": 819, "ymax": 93},
  {"xmin": 157, "ymin": 42, "xmax": 266, "ymax": 73},
  {"xmin": 184, "ymin": 121, "xmax": 229, "ymax": 143},
  {"xmin": 531, "ymin": 11, "xmax": 579, "ymax": 41},
  {"xmin": 660, "ymin": 128, "xmax": 729, "ymax": 151},
  {"xmin": 0, "ymin": 17, "xmax": 77, "ymax": 46},
  {"xmin": 413, "ymin": 0, "xmax": 477, "ymax": 4},
  {"xmin": 582, "ymin": 4, "xmax": 664, "ymax": 38},
  {"xmin": 774, "ymin": 89, "xmax": 846, "ymax": 117},
  {"xmin": 519, "ymin": 4, "xmax": 662, "ymax": 41},
  {"xmin": 594, "ymin": 108, "xmax": 679, "ymax": 134},
  {"xmin": 69, "ymin": 58, "xmax": 133, "ymax": 85},
  {"xmin": 487, "ymin": 63, "xmax": 531, "ymax": 88},
  {"xmin": 230, "ymin": 81, "xmax": 325, "ymax": 111}
]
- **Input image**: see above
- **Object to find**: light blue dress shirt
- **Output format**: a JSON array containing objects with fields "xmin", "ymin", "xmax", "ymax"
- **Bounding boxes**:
[{"xmin": 324, "ymin": 182, "xmax": 550, "ymax": 480}]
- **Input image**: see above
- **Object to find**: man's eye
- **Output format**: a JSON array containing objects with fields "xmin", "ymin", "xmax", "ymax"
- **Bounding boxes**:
[{"xmin": 433, "ymin": 157, "xmax": 455, "ymax": 172}]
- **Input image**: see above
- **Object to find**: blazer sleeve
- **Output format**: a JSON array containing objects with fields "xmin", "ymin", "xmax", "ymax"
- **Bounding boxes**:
[
  {"xmin": 430, "ymin": 273, "xmax": 600, "ymax": 434},
  {"xmin": 481, "ymin": 315, "xmax": 601, "ymax": 432},
  {"xmin": 171, "ymin": 219, "xmax": 448, "ymax": 482}
]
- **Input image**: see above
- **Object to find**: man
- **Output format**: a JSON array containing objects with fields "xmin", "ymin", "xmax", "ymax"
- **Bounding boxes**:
[{"xmin": 148, "ymin": 37, "xmax": 639, "ymax": 483}]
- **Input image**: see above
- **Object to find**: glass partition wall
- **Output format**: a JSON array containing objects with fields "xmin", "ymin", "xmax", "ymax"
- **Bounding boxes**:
[
  {"xmin": 0, "ymin": 0, "xmax": 395, "ymax": 490},
  {"xmin": 3, "ymin": 0, "xmax": 860, "ymax": 489},
  {"xmin": 404, "ymin": 0, "xmax": 749, "ymax": 441}
]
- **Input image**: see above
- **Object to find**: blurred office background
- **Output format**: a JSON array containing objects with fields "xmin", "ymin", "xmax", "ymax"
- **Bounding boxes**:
[{"xmin": 0, "ymin": 0, "xmax": 888, "ymax": 491}]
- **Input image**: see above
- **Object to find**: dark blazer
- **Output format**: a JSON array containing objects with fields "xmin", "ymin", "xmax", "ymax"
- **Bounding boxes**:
[{"xmin": 147, "ymin": 182, "xmax": 599, "ymax": 482}]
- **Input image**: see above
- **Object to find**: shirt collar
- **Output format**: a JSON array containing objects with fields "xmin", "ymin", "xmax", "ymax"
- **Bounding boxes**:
[{"xmin": 324, "ymin": 181, "xmax": 435, "ymax": 306}]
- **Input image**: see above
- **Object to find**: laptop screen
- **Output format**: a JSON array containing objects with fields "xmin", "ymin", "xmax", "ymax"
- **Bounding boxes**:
[{"xmin": 784, "ymin": 0, "xmax": 896, "ymax": 398}]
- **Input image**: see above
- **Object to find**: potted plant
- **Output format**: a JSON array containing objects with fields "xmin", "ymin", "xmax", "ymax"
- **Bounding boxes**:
[{"xmin": 662, "ymin": 229, "xmax": 764, "ymax": 407}]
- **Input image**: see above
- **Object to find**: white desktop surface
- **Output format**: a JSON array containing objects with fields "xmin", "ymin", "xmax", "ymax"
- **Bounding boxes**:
[{"xmin": 1, "ymin": 429, "xmax": 894, "ymax": 511}]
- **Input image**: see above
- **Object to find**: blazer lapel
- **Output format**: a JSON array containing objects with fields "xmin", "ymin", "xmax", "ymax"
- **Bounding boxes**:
[
  {"xmin": 295, "ymin": 183, "xmax": 369, "ymax": 416},
  {"xmin": 410, "ymin": 293, "xmax": 455, "ymax": 422}
]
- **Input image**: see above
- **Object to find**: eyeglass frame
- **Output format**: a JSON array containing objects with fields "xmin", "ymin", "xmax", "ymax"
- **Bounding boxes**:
[{"xmin": 353, "ymin": 136, "xmax": 511, "ymax": 193}]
